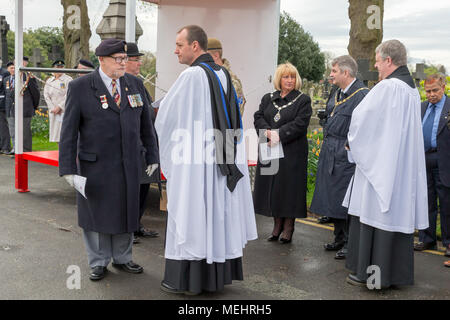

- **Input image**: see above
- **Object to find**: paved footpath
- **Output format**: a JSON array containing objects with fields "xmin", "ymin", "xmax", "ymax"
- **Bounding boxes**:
[{"xmin": 0, "ymin": 154, "xmax": 449, "ymax": 300}]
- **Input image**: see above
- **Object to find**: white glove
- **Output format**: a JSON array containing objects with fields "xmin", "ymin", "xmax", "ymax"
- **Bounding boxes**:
[
  {"xmin": 146, "ymin": 164, "xmax": 158, "ymax": 177},
  {"xmin": 63, "ymin": 174, "xmax": 75, "ymax": 187}
]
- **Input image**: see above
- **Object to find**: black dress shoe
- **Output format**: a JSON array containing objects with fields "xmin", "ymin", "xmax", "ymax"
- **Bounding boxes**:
[
  {"xmin": 5, "ymin": 150, "xmax": 14, "ymax": 155},
  {"xmin": 346, "ymin": 273, "xmax": 366, "ymax": 287},
  {"xmin": 267, "ymin": 234, "xmax": 280, "ymax": 241},
  {"xmin": 324, "ymin": 241, "xmax": 345, "ymax": 251},
  {"xmin": 112, "ymin": 261, "xmax": 143, "ymax": 274},
  {"xmin": 335, "ymin": 247, "xmax": 348, "ymax": 260},
  {"xmin": 318, "ymin": 216, "xmax": 332, "ymax": 224},
  {"xmin": 279, "ymin": 237, "xmax": 292, "ymax": 244},
  {"xmin": 414, "ymin": 241, "xmax": 437, "ymax": 251},
  {"xmin": 160, "ymin": 281, "xmax": 185, "ymax": 294},
  {"xmin": 89, "ymin": 266, "xmax": 108, "ymax": 281},
  {"xmin": 135, "ymin": 228, "xmax": 159, "ymax": 238}
]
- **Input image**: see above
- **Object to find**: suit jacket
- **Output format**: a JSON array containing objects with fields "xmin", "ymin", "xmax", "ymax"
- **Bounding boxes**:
[
  {"xmin": 59, "ymin": 68, "xmax": 159, "ymax": 234},
  {"xmin": 4, "ymin": 73, "xmax": 40, "ymax": 118},
  {"xmin": 422, "ymin": 95, "xmax": 450, "ymax": 187},
  {"xmin": 0, "ymin": 68, "xmax": 10, "ymax": 111}
]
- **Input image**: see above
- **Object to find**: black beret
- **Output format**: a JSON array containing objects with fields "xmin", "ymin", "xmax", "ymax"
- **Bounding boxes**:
[
  {"xmin": 6, "ymin": 61, "xmax": 14, "ymax": 67},
  {"xmin": 52, "ymin": 59, "xmax": 65, "ymax": 67},
  {"xmin": 23, "ymin": 56, "xmax": 29, "ymax": 61},
  {"xmin": 126, "ymin": 43, "xmax": 144, "ymax": 57},
  {"xmin": 95, "ymin": 38, "xmax": 127, "ymax": 57},
  {"xmin": 78, "ymin": 59, "xmax": 95, "ymax": 68}
]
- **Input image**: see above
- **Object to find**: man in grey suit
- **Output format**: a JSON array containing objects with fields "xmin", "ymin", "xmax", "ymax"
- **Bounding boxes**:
[
  {"xmin": 414, "ymin": 73, "xmax": 450, "ymax": 257},
  {"xmin": 59, "ymin": 39, "xmax": 159, "ymax": 281}
]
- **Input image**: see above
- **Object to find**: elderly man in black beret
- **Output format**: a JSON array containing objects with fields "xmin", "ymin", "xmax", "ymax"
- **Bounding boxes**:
[{"xmin": 59, "ymin": 38, "xmax": 159, "ymax": 281}]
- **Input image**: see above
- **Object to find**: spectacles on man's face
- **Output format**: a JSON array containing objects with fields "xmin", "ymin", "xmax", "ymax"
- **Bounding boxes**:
[{"xmin": 108, "ymin": 55, "xmax": 129, "ymax": 64}]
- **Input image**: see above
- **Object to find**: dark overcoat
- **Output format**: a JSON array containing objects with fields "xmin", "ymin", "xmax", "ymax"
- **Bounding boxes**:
[
  {"xmin": 309, "ymin": 79, "xmax": 368, "ymax": 219},
  {"xmin": 253, "ymin": 90, "xmax": 312, "ymax": 218},
  {"xmin": 59, "ymin": 68, "xmax": 159, "ymax": 234},
  {"xmin": 421, "ymin": 95, "xmax": 450, "ymax": 187},
  {"xmin": 4, "ymin": 73, "xmax": 40, "ymax": 118}
]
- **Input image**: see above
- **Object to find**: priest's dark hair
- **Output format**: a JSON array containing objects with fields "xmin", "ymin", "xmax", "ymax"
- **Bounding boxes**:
[{"xmin": 178, "ymin": 25, "xmax": 208, "ymax": 51}]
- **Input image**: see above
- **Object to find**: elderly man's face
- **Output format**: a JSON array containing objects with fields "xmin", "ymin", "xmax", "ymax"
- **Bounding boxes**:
[
  {"xmin": 425, "ymin": 80, "xmax": 445, "ymax": 105},
  {"xmin": 175, "ymin": 29, "xmax": 196, "ymax": 66},
  {"xmin": 99, "ymin": 53, "xmax": 127, "ymax": 79},
  {"xmin": 329, "ymin": 64, "xmax": 348, "ymax": 88},
  {"xmin": 126, "ymin": 56, "xmax": 143, "ymax": 76},
  {"xmin": 374, "ymin": 52, "xmax": 392, "ymax": 81}
]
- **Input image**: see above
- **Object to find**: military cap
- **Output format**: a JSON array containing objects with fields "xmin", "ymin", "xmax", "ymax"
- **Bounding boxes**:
[
  {"xmin": 78, "ymin": 59, "xmax": 95, "ymax": 69},
  {"xmin": 207, "ymin": 38, "xmax": 222, "ymax": 50},
  {"xmin": 52, "ymin": 59, "xmax": 65, "ymax": 67},
  {"xmin": 126, "ymin": 43, "xmax": 144, "ymax": 57},
  {"xmin": 6, "ymin": 61, "xmax": 14, "ymax": 67},
  {"xmin": 95, "ymin": 39, "xmax": 127, "ymax": 57}
]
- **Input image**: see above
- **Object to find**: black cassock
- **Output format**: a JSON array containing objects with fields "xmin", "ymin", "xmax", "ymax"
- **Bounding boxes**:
[
  {"xmin": 253, "ymin": 90, "xmax": 312, "ymax": 218},
  {"xmin": 309, "ymin": 79, "xmax": 368, "ymax": 220}
]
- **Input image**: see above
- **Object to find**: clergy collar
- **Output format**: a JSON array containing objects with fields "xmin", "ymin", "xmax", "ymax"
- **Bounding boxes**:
[
  {"xmin": 386, "ymin": 65, "xmax": 415, "ymax": 88},
  {"xmin": 191, "ymin": 53, "xmax": 221, "ymax": 71},
  {"xmin": 272, "ymin": 89, "xmax": 300, "ymax": 102}
]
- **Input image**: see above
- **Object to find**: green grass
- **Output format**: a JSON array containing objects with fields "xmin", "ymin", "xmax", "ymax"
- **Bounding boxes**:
[{"xmin": 32, "ymin": 134, "xmax": 58, "ymax": 151}]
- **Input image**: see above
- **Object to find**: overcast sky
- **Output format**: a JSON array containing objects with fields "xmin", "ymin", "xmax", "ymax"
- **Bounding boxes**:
[{"xmin": 2, "ymin": 0, "xmax": 450, "ymax": 72}]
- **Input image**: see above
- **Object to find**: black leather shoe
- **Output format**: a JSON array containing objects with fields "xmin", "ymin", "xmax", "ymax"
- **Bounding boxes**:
[
  {"xmin": 112, "ymin": 261, "xmax": 143, "ymax": 274},
  {"xmin": 133, "ymin": 235, "xmax": 141, "ymax": 244},
  {"xmin": 346, "ymin": 273, "xmax": 366, "ymax": 287},
  {"xmin": 135, "ymin": 228, "xmax": 159, "ymax": 238},
  {"xmin": 267, "ymin": 234, "xmax": 280, "ymax": 241},
  {"xmin": 335, "ymin": 247, "xmax": 348, "ymax": 260},
  {"xmin": 318, "ymin": 216, "xmax": 332, "ymax": 224},
  {"xmin": 160, "ymin": 281, "xmax": 185, "ymax": 294},
  {"xmin": 414, "ymin": 241, "xmax": 437, "ymax": 251},
  {"xmin": 6, "ymin": 150, "xmax": 14, "ymax": 155},
  {"xmin": 324, "ymin": 241, "xmax": 345, "ymax": 251},
  {"xmin": 89, "ymin": 266, "xmax": 108, "ymax": 281}
]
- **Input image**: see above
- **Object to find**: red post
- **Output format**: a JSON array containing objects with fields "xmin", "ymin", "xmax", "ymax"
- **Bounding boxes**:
[{"xmin": 15, "ymin": 154, "xmax": 30, "ymax": 193}]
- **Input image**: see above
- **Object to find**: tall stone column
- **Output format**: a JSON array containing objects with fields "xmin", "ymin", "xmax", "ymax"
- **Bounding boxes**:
[
  {"xmin": 61, "ymin": 0, "xmax": 91, "ymax": 68},
  {"xmin": 0, "ymin": 16, "xmax": 9, "ymax": 67},
  {"xmin": 348, "ymin": 0, "xmax": 384, "ymax": 70}
]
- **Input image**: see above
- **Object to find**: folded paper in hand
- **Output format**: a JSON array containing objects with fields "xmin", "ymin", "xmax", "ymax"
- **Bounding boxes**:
[
  {"xmin": 259, "ymin": 142, "xmax": 284, "ymax": 162},
  {"xmin": 73, "ymin": 175, "xmax": 87, "ymax": 199}
]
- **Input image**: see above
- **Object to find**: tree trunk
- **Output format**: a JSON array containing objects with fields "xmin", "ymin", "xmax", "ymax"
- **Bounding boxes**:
[
  {"xmin": 61, "ymin": 0, "xmax": 91, "ymax": 68},
  {"xmin": 347, "ymin": 0, "xmax": 384, "ymax": 69}
]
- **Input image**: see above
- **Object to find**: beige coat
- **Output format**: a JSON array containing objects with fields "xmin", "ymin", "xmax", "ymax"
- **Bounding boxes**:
[
  {"xmin": 44, "ymin": 74, "xmax": 72, "ymax": 142},
  {"xmin": 222, "ymin": 59, "xmax": 246, "ymax": 116}
]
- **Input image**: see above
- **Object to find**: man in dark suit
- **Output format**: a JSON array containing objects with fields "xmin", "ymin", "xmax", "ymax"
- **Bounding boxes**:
[
  {"xmin": 59, "ymin": 39, "xmax": 159, "ymax": 281},
  {"xmin": 125, "ymin": 42, "xmax": 159, "ymax": 244},
  {"xmin": 414, "ymin": 73, "xmax": 450, "ymax": 257},
  {"xmin": 0, "ymin": 60, "xmax": 12, "ymax": 153},
  {"xmin": 4, "ymin": 60, "xmax": 40, "ymax": 154}
]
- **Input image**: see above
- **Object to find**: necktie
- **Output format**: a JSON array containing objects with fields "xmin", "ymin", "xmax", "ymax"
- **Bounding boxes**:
[
  {"xmin": 11, "ymin": 76, "xmax": 14, "ymax": 89},
  {"xmin": 111, "ymin": 79, "xmax": 121, "ymax": 107},
  {"xmin": 423, "ymin": 104, "xmax": 436, "ymax": 151}
]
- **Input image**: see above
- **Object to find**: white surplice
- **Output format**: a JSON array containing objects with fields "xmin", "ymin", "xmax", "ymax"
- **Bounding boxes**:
[
  {"xmin": 343, "ymin": 78, "xmax": 429, "ymax": 234},
  {"xmin": 155, "ymin": 66, "xmax": 258, "ymax": 264}
]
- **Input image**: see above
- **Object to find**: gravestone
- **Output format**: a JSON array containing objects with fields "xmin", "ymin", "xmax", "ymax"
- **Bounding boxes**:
[
  {"xmin": 30, "ymin": 48, "xmax": 44, "ymax": 67},
  {"xmin": 48, "ymin": 45, "xmax": 63, "ymax": 62},
  {"xmin": 96, "ymin": 0, "xmax": 143, "ymax": 41},
  {"xmin": 357, "ymin": 58, "xmax": 378, "ymax": 86},
  {"xmin": 0, "ymin": 16, "xmax": 9, "ymax": 67},
  {"xmin": 412, "ymin": 63, "xmax": 426, "ymax": 87}
]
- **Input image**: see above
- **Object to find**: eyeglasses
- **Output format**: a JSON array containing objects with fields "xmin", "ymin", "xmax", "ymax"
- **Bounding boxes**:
[{"xmin": 108, "ymin": 55, "xmax": 129, "ymax": 63}]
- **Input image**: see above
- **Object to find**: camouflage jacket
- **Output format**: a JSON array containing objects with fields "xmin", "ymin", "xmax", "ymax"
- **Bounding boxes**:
[{"xmin": 222, "ymin": 59, "xmax": 246, "ymax": 117}]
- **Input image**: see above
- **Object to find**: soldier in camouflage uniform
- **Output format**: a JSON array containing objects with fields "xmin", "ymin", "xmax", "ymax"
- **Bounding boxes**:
[{"xmin": 207, "ymin": 38, "xmax": 246, "ymax": 116}]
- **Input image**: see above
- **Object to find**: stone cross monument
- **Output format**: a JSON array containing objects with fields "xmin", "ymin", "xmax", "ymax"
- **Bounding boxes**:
[{"xmin": 0, "ymin": 16, "xmax": 9, "ymax": 67}]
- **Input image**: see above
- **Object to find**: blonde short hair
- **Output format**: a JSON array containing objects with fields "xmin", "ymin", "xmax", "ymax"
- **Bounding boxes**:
[{"xmin": 273, "ymin": 62, "xmax": 302, "ymax": 91}]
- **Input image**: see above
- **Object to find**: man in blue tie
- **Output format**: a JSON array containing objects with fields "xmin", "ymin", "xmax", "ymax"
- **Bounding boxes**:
[{"xmin": 414, "ymin": 73, "xmax": 450, "ymax": 257}]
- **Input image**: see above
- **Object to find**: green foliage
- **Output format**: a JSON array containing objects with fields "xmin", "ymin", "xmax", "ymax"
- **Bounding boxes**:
[
  {"xmin": 278, "ymin": 12, "xmax": 326, "ymax": 82},
  {"xmin": 7, "ymin": 27, "xmax": 65, "ymax": 68},
  {"xmin": 140, "ymin": 51, "xmax": 157, "ymax": 98},
  {"xmin": 31, "ymin": 108, "xmax": 49, "ymax": 139},
  {"xmin": 306, "ymin": 129, "xmax": 323, "ymax": 206}
]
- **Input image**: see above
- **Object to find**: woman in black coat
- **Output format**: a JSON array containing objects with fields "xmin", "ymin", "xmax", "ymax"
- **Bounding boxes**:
[{"xmin": 253, "ymin": 62, "xmax": 312, "ymax": 243}]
